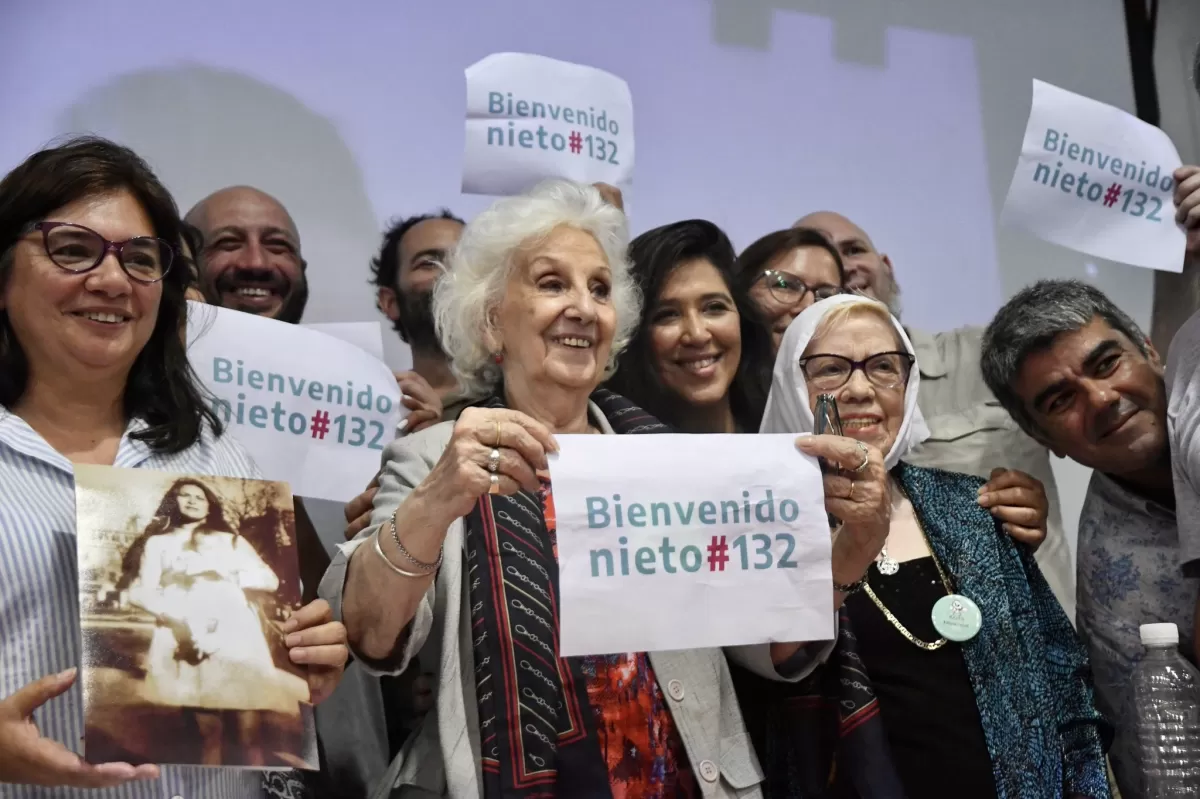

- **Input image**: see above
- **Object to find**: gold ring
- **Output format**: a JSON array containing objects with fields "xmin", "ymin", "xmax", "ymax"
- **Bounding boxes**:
[
  {"xmin": 493, "ymin": 419, "xmax": 502, "ymax": 449},
  {"xmin": 850, "ymin": 441, "xmax": 870, "ymax": 474},
  {"xmin": 488, "ymin": 474, "xmax": 501, "ymax": 494},
  {"xmin": 848, "ymin": 481, "xmax": 856, "ymax": 501}
]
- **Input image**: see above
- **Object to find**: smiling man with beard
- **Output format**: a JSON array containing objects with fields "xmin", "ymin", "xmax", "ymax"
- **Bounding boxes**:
[{"xmin": 186, "ymin": 185, "xmax": 309, "ymax": 323}]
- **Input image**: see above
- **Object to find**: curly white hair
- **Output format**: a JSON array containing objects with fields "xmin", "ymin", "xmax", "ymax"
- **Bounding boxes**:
[{"xmin": 433, "ymin": 180, "xmax": 640, "ymax": 399}]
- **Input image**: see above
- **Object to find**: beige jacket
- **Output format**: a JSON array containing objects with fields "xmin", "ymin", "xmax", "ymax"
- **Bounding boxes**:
[{"xmin": 320, "ymin": 404, "xmax": 814, "ymax": 798}]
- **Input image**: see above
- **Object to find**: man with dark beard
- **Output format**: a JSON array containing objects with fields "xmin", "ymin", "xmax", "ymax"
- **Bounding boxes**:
[
  {"xmin": 185, "ymin": 186, "xmax": 309, "ymax": 323},
  {"xmin": 369, "ymin": 210, "xmax": 466, "ymax": 431}
]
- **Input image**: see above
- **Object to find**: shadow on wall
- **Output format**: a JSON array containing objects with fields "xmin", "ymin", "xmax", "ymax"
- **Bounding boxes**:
[
  {"xmin": 55, "ymin": 63, "xmax": 380, "ymax": 326},
  {"xmin": 57, "ymin": 66, "xmax": 388, "ymax": 798}
]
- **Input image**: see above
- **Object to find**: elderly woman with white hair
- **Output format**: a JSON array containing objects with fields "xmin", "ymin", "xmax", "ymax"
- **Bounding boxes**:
[
  {"xmin": 759, "ymin": 293, "xmax": 1110, "ymax": 799},
  {"xmin": 321, "ymin": 181, "xmax": 858, "ymax": 799}
]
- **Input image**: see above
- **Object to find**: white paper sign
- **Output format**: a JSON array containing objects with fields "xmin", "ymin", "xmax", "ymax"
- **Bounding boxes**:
[
  {"xmin": 463, "ymin": 53, "xmax": 634, "ymax": 196},
  {"xmin": 551, "ymin": 434, "xmax": 833, "ymax": 656},
  {"xmin": 303, "ymin": 321, "xmax": 386, "ymax": 362},
  {"xmin": 186, "ymin": 302, "xmax": 401, "ymax": 503},
  {"xmin": 1001, "ymin": 79, "xmax": 1186, "ymax": 272}
]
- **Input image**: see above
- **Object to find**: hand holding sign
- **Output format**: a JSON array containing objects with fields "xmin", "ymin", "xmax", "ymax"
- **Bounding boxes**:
[
  {"xmin": 1175, "ymin": 166, "xmax": 1200, "ymax": 255},
  {"xmin": 415, "ymin": 408, "xmax": 557, "ymax": 528},
  {"xmin": 796, "ymin": 435, "xmax": 890, "ymax": 588},
  {"xmin": 395, "ymin": 371, "xmax": 442, "ymax": 435}
]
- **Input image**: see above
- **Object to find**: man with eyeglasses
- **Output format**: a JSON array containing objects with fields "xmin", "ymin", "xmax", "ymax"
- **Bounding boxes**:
[
  {"xmin": 185, "ymin": 186, "xmax": 309, "ymax": 324},
  {"xmin": 793, "ymin": 211, "xmax": 1076, "ymax": 622}
]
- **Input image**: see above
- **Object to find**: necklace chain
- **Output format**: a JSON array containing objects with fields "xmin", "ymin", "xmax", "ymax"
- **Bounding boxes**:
[{"xmin": 862, "ymin": 489, "xmax": 956, "ymax": 651}]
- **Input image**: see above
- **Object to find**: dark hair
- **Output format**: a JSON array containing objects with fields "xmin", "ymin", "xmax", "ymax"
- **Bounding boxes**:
[
  {"xmin": 115, "ymin": 478, "xmax": 233, "ymax": 592},
  {"xmin": 981, "ymin": 279, "xmax": 1149, "ymax": 435},
  {"xmin": 178, "ymin": 219, "xmax": 203, "ymax": 289},
  {"xmin": 732, "ymin": 226, "xmax": 846, "ymax": 295},
  {"xmin": 608, "ymin": 220, "xmax": 774, "ymax": 431},
  {"xmin": 368, "ymin": 209, "xmax": 465, "ymax": 291},
  {"xmin": 0, "ymin": 136, "xmax": 221, "ymax": 453}
]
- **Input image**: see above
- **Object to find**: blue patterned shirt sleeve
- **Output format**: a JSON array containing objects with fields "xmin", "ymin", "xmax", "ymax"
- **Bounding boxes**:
[{"xmin": 1017, "ymin": 542, "xmax": 1111, "ymax": 797}]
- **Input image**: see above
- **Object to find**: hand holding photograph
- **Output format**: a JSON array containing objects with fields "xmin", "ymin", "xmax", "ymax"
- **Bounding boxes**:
[{"xmin": 74, "ymin": 465, "xmax": 318, "ymax": 770}]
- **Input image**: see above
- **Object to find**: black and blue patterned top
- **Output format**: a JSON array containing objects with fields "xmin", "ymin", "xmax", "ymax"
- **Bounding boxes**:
[
  {"xmin": 737, "ymin": 461, "xmax": 1113, "ymax": 799},
  {"xmin": 898, "ymin": 461, "xmax": 1111, "ymax": 799}
]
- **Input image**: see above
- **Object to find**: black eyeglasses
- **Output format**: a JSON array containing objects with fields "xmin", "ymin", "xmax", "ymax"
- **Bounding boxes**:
[
  {"xmin": 29, "ymin": 221, "xmax": 174, "ymax": 284},
  {"xmin": 754, "ymin": 270, "xmax": 841, "ymax": 307},
  {"xmin": 798, "ymin": 351, "xmax": 914, "ymax": 391}
]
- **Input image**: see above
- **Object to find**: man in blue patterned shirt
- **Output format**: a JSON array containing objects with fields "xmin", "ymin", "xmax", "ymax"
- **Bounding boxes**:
[{"xmin": 982, "ymin": 279, "xmax": 1197, "ymax": 799}]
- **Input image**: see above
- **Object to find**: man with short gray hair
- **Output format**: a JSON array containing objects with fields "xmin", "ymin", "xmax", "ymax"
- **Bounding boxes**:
[{"xmin": 982, "ymin": 279, "xmax": 1195, "ymax": 797}]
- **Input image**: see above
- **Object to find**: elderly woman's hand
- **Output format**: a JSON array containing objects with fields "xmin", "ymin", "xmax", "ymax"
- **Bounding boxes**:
[
  {"xmin": 977, "ymin": 468, "xmax": 1048, "ymax": 550},
  {"xmin": 796, "ymin": 434, "xmax": 891, "ymax": 587},
  {"xmin": 282, "ymin": 599, "xmax": 349, "ymax": 705},
  {"xmin": 0, "ymin": 669, "xmax": 160, "ymax": 788},
  {"xmin": 413, "ymin": 407, "xmax": 558, "ymax": 526}
]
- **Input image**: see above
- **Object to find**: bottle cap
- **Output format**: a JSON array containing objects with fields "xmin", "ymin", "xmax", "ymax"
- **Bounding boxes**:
[{"xmin": 1140, "ymin": 622, "xmax": 1179, "ymax": 647}]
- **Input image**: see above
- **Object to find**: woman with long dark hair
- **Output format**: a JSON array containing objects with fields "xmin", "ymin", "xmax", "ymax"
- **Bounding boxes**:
[
  {"xmin": 120, "ymin": 478, "xmax": 304, "ymax": 767},
  {"xmin": 607, "ymin": 219, "xmax": 775, "ymax": 433},
  {"xmin": 0, "ymin": 136, "xmax": 347, "ymax": 796}
]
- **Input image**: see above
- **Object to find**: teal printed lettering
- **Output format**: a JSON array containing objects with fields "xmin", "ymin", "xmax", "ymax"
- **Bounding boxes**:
[
  {"xmin": 587, "ymin": 497, "xmax": 610, "ymax": 528},
  {"xmin": 587, "ymin": 533, "xmax": 802, "ymax": 578},
  {"xmin": 1036, "ymin": 129, "xmax": 1175, "ymax": 194}
]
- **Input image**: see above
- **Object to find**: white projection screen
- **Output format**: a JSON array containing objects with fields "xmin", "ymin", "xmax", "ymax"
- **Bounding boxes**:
[{"xmin": 0, "ymin": 0, "xmax": 1147, "ymax": 559}]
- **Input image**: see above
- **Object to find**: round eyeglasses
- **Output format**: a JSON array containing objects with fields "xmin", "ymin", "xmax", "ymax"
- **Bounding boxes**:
[
  {"xmin": 798, "ymin": 352, "xmax": 915, "ymax": 391},
  {"xmin": 755, "ymin": 270, "xmax": 842, "ymax": 307},
  {"xmin": 30, "ymin": 221, "xmax": 174, "ymax": 284}
]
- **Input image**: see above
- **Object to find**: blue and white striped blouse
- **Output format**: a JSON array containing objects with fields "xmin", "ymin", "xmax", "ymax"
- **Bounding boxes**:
[{"xmin": 0, "ymin": 408, "xmax": 299, "ymax": 799}]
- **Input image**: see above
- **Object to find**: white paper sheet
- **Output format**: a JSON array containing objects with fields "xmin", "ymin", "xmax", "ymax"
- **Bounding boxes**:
[
  {"xmin": 303, "ymin": 321, "xmax": 387, "ymax": 362},
  {"xmin": 551, "ymin": 434, "xmax": 834, "ymax": 656},
  {"xmin": 463, "ymin": 52, "xmax": 634, "ymax": 196},
  {"xmin": 1000, "ymin": 79, "xmax": 1186, "ymax": 273},
  {"xmin": 186, "ymin": 302, "xmax": 401, "ymax": 502}
]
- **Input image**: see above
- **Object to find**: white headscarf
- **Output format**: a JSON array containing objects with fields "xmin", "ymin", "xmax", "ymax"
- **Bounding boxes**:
[{"xmin": 759, "ymin": 294, "xmax": 930, "ymax": 470}]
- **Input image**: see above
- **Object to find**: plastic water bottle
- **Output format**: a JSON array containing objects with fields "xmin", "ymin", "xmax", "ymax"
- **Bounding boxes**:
[{"xmin": 1132, "ymin": 623, "xmax": 1200, "ymax": 796}]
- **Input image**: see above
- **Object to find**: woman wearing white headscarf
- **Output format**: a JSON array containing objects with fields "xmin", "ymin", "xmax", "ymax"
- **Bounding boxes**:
[{"xmin": 759, "ymin": 295, "xmax": 1109, "ymax": 799}]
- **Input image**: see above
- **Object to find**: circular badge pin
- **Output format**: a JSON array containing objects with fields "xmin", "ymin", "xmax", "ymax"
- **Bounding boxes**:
[{"xmin": 931, "ymin": 594, "xmax": 982, "ymax": 642}]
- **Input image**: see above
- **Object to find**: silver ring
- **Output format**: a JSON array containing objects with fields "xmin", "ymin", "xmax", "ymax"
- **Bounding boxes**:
[
  {"xmin": 487, "ymin": 448, "xmax": 501, "ymax": 474},
  {"xmin": 850, "ymin": 440, "xmax": 870, "ymax": 474},
  {"xmin": 488, "ymin": 474, "xmax": 501, "ymax": 494}
]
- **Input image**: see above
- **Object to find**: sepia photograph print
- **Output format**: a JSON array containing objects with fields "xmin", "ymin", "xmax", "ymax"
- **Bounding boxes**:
[{"xmin": 74, "ymin": 465, "xmax": 318, "ymax": 770}]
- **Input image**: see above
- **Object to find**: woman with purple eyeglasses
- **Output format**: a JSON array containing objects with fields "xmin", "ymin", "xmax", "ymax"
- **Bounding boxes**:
[{"xmin": 0, "ymin": 136, "xmax": 347, "ymax": 798}]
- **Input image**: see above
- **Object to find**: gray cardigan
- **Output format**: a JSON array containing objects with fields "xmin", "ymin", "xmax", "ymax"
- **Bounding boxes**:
[{"xmin": 320, "ymin": 405, "xmax": 822, "ymax": 798}]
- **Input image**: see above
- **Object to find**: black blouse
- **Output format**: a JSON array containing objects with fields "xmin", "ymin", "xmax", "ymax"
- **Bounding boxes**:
[{"xmin": 844, "ymin": 557, "xmax": 999, "ymax": 799}]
